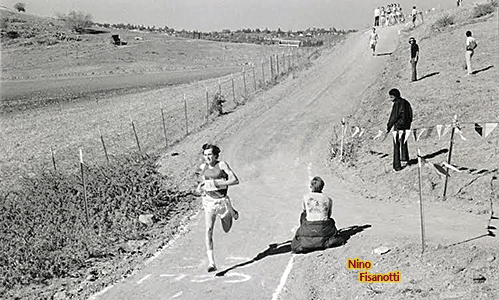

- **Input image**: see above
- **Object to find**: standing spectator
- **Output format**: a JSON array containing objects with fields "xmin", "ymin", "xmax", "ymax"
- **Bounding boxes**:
[
  {"xmin": 465, "ymin": 30, "xmax": 477, "ymax": 75},
  {"xmin": 386, "ymin": 89, "xmax": 413, "ymax": 171},
  {"xmin": 374, "ymin": 7, "xmax": 381, "ymax": 26},
  {"xmin": 380, "ymin": 6, "xmax": 386, "ymax": 27},
  {"xmin": 411, "ymin": 6, "xmax": 418, "ymax": 27},
  {"xmin": 457, "ymin": 0, "xmax": 462, "ymax": 7},
  {"xmin": 409, "ymin": 37, "xmax": 419, "ymax": 81},
  {"xmin": 369, "ymin": 27, "xmax": 379, "ymax": 56}
]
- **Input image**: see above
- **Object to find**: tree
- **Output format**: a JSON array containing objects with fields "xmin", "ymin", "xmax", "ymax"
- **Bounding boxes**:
[
  {"xmin": 57, "ymin": 11, "xmax": 93, "ymax": 33},
  {"xmin": 14, "ymin": 2, "xmax": 25, "ymax": 12}
]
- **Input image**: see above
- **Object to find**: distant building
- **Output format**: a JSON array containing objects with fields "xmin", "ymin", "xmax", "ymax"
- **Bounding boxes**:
[{"xmin": 278, "ymin": 39, "xmax": 302, "ymax": 47}]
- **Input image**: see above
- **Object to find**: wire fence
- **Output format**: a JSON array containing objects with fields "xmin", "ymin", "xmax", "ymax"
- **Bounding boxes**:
[{"xmin": 0, "ymin": 46, "xmax": 318, "ymax": 189}]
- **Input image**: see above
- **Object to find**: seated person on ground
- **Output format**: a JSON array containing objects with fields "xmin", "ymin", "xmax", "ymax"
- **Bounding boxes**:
[{"xmin": 291, "ymin": 176, "xmax": 343, "ymax": 253}]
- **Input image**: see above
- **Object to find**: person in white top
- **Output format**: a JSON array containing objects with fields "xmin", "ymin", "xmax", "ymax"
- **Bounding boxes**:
[
  {"xmin": 465, "ymin": 30, "xmax": 478, "ymax": 75},
  {"xmin": 369, "ymin": 27, "xmax": 379, "ymax": 56},
  {"xmin": 374, "ymin": 7, "xmax": 381, "ymax": 26},
  {"xmin": 291, "ymin": 177, "xmax": 344, "ymax": 253},
  {"xmin": 411, "ymin": 6, "xmax": 418, "ymax": 27}
]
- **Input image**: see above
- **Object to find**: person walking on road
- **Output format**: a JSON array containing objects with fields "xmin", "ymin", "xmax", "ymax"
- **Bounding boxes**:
[
  {"xmin": 409, "ymin": 37, "xmax": 419, "ymax": 81},
  {"xmin": 291, "ymin": 177, "xmax": 343, "ymax": 254},
  {"xmin": 465, "ymin": 30, "xmax": 478, "ymax": 75},
  {"xmin": 369, "ymin": 27, "xmax": 379, "ymax": 56},
  {"xmin": 411, "ymin": 6, "xmax": 418, "ymax": 28},
  {"xmin": 386, "ymin": 89, "xmax": 413, "ymax": 172},
  {"xmin": 195, "ymin": 143, "xmax": 240, "ymax": 272}
]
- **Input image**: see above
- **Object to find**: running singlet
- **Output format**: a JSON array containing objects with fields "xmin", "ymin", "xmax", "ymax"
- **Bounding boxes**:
[
  {"xmin": 303, "ymin": 192, "xmax": 332, "ymax": 221},
  {"xmin": 202, "ymin": 162, "xmax": 228, "ymax": 198}
]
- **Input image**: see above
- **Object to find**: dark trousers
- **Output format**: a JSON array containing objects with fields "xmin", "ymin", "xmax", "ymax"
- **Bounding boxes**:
[
  {"xmin": 411, "ymin": 58, "xmax": 418, "ymax": 81},
  {"xmin": 374, "ymin": 16, "xmax": 380, "ymax": 26},
  {"xmin": 393, "ymin": 131, "xmax": 409, "ymax": 170}
]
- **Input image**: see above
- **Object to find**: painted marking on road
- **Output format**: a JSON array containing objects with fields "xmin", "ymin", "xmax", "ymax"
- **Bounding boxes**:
[
  {"xmin": 271, "ymin": 255, "xmax": 295, "ymax": 300},
  {"xmin": 174, "ymin": 274, "xmax": 187, "ymax": 281},
  {"xmin": 226, "ymin": 256, "xmax": 251, "ymax": 261},
  {"xmin": 224, "ymin": 272, "xmax": 252, "ymax": 283},
  {"xmin": 191, "ymin": 275, "xmax": 216, "ymax": 283},
  {"xmin": 137, "ymin": 274, "xmax": 151, "ymax": 285},
  {"xmin": 170, "ymin": 291, "xmax": 183, "ymax": 299}
]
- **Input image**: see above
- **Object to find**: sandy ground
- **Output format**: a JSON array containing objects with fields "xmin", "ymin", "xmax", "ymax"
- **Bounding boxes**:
[{"xmin": 88, "ymin": 21, "xmax": 498, "ymax": 300}]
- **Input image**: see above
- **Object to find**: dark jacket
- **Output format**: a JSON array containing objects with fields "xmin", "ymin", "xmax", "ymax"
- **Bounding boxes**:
[{"xmin": 387, "ymin": 97, "xmax": 413, "ymax": 131}]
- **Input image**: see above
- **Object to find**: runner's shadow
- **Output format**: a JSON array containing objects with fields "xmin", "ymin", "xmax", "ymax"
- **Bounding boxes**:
[
  {"xmin": 446, "ymin": 230, "xmax": 495, "ymax": 248},
  {"xmin": 376, "ymin": 52, "xmax": 392, "ymax": 56},
  {"xmin": 418, "ymin": 71, "xmax": 439, "ymax": 81},
  {"xmin": 472, "ymin": 65, "xmax": 494, "ymax": 75},
  {"xmin": 215, "ymin": 240, "xmax": 292, "ymax": 277},
  {"xmin": 408, "ymin": 149, "xmax": 448, "ymax": 166}
]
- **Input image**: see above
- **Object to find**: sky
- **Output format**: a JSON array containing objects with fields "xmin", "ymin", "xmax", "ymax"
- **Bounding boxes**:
[{"xmin": 1, "ymin": 0, "xmax": 456, "ymax": 32}]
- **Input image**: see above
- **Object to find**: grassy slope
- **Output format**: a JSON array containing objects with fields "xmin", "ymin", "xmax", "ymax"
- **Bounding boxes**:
[{"xmin": 1, "ymin": 9, "xmax": 281, "ymax": 80}]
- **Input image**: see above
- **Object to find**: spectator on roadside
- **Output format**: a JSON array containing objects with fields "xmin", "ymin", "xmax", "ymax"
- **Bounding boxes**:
[
  {"xmin": 386, "ymin": 89, "xmax": 413, "ymax": 172},
  {"xmin": 411, "ymin": 6, "xmax": 418, "ymax": 27},
  {"xmin": 465, "ymin": 30, "xmax": 478, "ymax": 75},
  {"xmin": 374, "ymin": 7, "xmax": 381, "ymax": 26},
  {"xmin": 409, "ymin": 37, "xmax": 419, "ymax": 81},
  {"xmin": 369, "ymin": 27, "xmax": 379, "ymax": 56},
  {"xmin": 291, "ymin": 177, "xmax": 344, "ymax": 254}
]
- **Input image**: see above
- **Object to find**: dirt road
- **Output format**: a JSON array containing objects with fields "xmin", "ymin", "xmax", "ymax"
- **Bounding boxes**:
[{"xmin": 91, "ymin": 25, "xmax": 492, "ymax": 300}]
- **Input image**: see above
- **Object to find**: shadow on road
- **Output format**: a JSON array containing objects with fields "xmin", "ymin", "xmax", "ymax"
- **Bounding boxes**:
[
  {"xmin": 376, "ymin": 52, "xmax": 393, "ymax": 56},
  {"xmin": 408, "ymin": 148, "xmax": 449, "ymax": 166},
  {"xmin": 472, "ymin": 65, "xmax": 494, "ymax": 75},
  {"xmin": 216, "ymin": 224, "xmax": 372, "ymax": 276},
  {"xmin": 418, "ymin": 71, "xmax": 440, "ymax": 81},
  {"xmin": 215, "ymin": 240, "xmax": 292, "ymax": 277}
]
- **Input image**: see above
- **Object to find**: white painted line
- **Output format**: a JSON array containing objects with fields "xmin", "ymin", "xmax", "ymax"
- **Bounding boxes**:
[
  {"xmin": 271, "ymin": 255, "xmax": 295, "ymax": 300},
  {"xmin": 224, "ymin": 272, "xmax": 252, "ymax": 283},
  {"xmin": 174, "ymin": 274, "xmax": 187, "ymax": 281},
  {"xmin": 137, "ymin": 274, "xmax": 151, "ymax": 285},
  {"xmin": 226, "ymin": 256, "xmax": 251, "ymax": 261},
  {"xmin": 170, "ymin": 291, "xmax": 183, "ymax": 299},
  {"xmin": 160, "ymin": 274, "xmax": 177, "ymax": 277}
]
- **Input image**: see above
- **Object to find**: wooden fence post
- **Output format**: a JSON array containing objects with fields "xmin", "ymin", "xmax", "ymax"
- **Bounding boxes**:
[
  {"xmin": 79, "ymin": 149, "xmax": 90, "ymax": 225},
  {"xmin": 98, "ymin": 127, "xmax": 109, "ymax": 163},
  {"xmin": 417, "ymin": 147, "xmax": 426, "ymax": 254},
  {"xmin": 276, "ymin": 54, "xmax": 280, "ymax": 76},
  {"xmin": 443, "ymin": 115, "xmax": 458, "ymax": 197},
  {"xmin": 50, "ymin": 146, "xmax": 57, "ymax": 171},
  {"xmin": 252, "ymin": 64, "xmax": 257, "ymax": 90},
  {"xmin": 270, "ymin": 55, "xmax": 274, "ymax": 82},
  {"xmin": 130, "ymin": 116, "xmax": 141, "ymax": 152},
  {"xmin": 242, "ymin": 67, "xmax": 247, "ymax": 95},
  {"xmin": 262, "ymin": 60, "xmax": 265, "ymax": 85},
  {"xmin": 231, "ymin": 73, "xmax": 236, "ymax": 104},
  {"xmin": 160, "ymin": 105, "xmax": 168, "ymax": 149},
  {"xmin": 205, "ymin": 87, "xmax": 209, "ymax": 122},
  {"xmin": 183, "ymin": 94, "xmax": 189, "ymax": 135}
]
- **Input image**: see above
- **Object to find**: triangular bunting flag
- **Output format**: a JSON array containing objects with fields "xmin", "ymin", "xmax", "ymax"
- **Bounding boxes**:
[
  {"xmin": 442, "ymin": 162, "xmax": 462, "ymax": 173},
  {"xmin": 424, "ymin": 127, "xmax": 434, "ymax": 140},
  {"xmin": 455, "ymin": 128, "xmax": 466, "ymax": 140},
  {"xmin": 414, "ymin": 128, "xmax": 426, "ymax": 142},
  {"xmin": 433, "ymin": 164, "xmax": 450, "ymax": 177},
  {"xmin": 404, "ymin": 129, "xmax": 411, "ymax": 143},
  {"xmin": 436, "ymin": 124, "xmax": 443, "ymax": 140},
  {"xmin": 442, "ymin": 124, "xmax": 452, "ymax": 138},
  {"xmin": 484, "ymin": 123, "xmax": 498, "ymax": 138},
  {"xmin": 373, "ymin": 129, "xmax": 383, "ymax": 140},
  {"xmin": 351, "ymin": 126, "xmax": 360, "ymax": 138},
  {"xmin": 474, "ymin": 123, "xmax": 483, "ymax": 136}
]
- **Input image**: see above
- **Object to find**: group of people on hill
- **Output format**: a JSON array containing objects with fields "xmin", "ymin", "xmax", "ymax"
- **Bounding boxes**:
[
  {"xmin": 195, "ymin": 143, "xmax": 344, "ymax": 272},
  {"xmin": 373, "ymin": 4, "xmax": 406, "ymax": 27}
]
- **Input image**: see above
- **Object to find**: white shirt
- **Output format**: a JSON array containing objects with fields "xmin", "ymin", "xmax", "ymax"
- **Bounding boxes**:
[{"xmin": 466, "ymin": 36, "xmax": 477, "ymax": 51}]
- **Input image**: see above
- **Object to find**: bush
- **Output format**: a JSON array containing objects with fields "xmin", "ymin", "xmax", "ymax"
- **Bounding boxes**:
[
  {"xmin": 473, "ymin": 3, "xmax": 496, "ymax": 18},
  {"xmin": 0, "ymin": 153, "xmax": 195, "ymax": 291},
  {"xmin": 56, "ymin": 11, "xmax": 93, "ymax": 33},
  {"xmin": 488, "ymin": 0, "xmax": 498, "ymax": 8},
  {"xmin": 432, "ymin": 14, "xmax": 455, "ymax": 30},
  {"xmin": 209, "ymin": 92, "xmax": 226, "ymax": 116},
  {"xmin": 14, "ymin": 2, "xmax": 25, "ymax": 12}
]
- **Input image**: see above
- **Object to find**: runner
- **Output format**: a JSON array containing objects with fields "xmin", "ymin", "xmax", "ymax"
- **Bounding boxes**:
[
  {"xmin": 195, "ymin": 143, "xmax": 240, "ymax": 272},
  {"xmin": 369, "ymin": 27, "xmax": 379, "ymax": 56}
]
